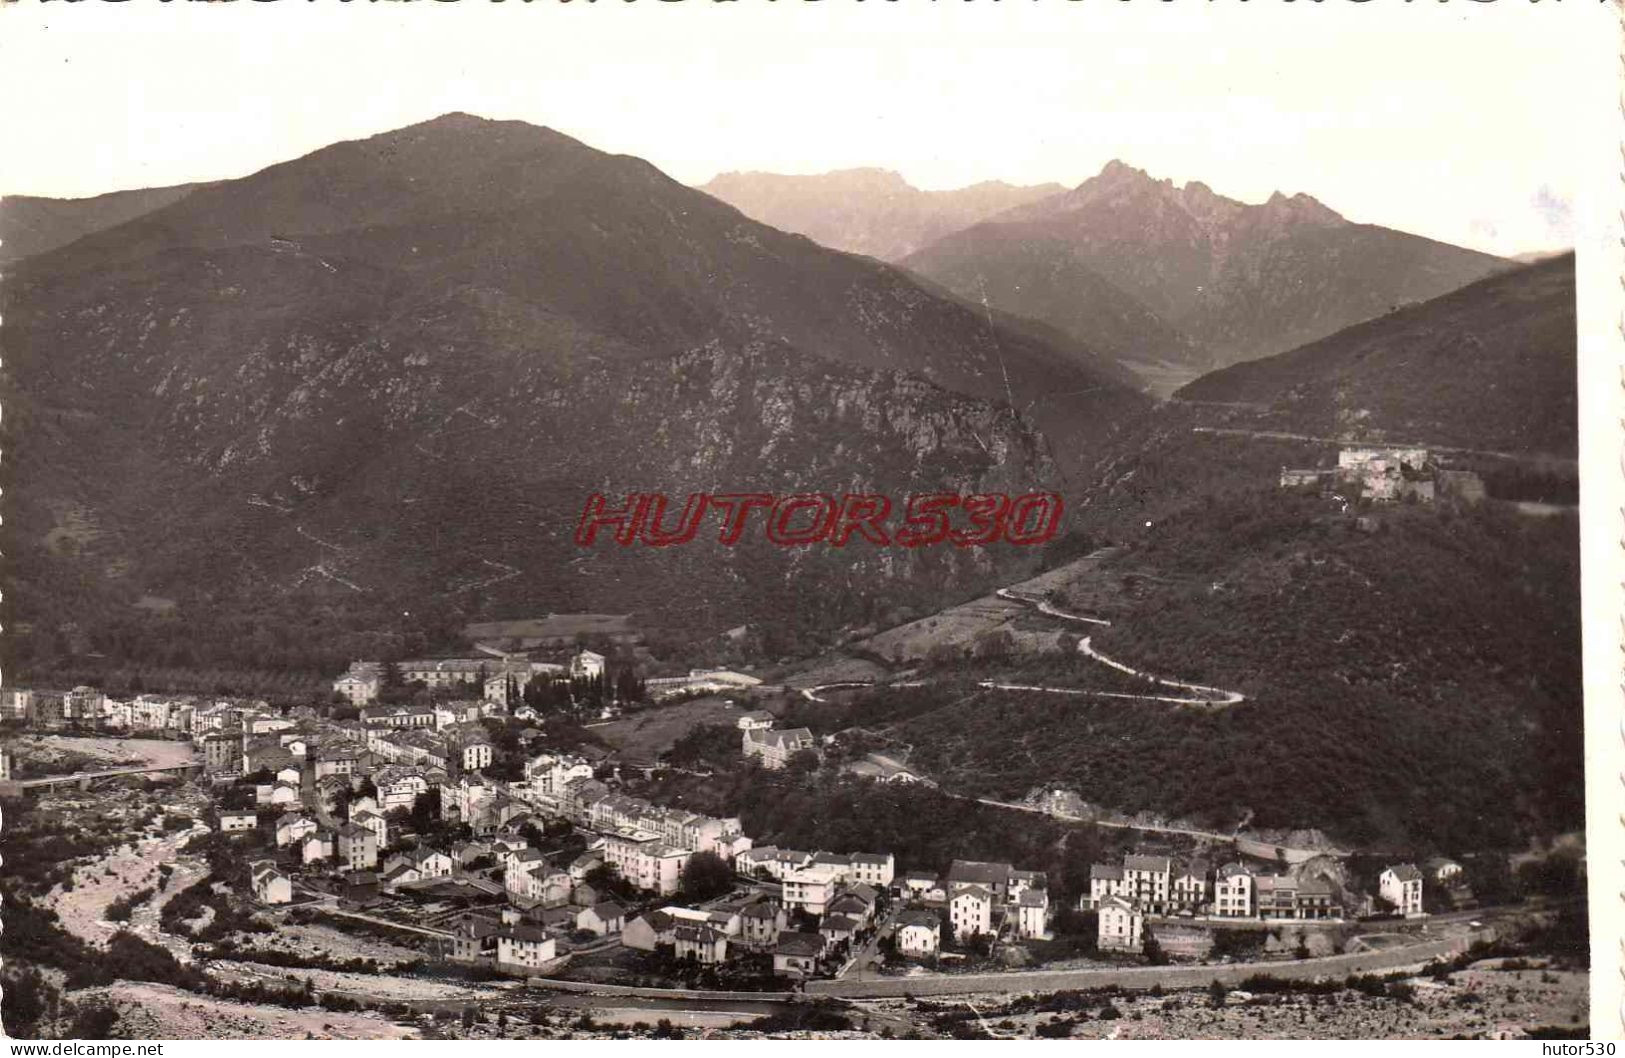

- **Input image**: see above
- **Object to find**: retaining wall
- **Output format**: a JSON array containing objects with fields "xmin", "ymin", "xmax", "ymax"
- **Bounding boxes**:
[{"xmin": 806, "ymin": 932, "xmax": 1482, "ymax": 999}]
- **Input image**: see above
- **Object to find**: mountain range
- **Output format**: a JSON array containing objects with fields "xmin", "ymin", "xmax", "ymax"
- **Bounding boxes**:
[
  {"xmin": 0, "ymin": 114, "xmax": 1583, "ymax": 850},
  {"xmin": 698, "ymin": 168, "xmax": 1064, "ymax": 263},
  {"xmin": 0, "ymin": 114, "xmax": 1145, "ymax": 680},
  {"xmin": 706, "ymin": 160, "xmax": 1511, "ymax": 394},
  {"xmin": 0, "ymin": 183, "xmax": 209, "ymax": 265},
  {"xmin": 903, "ymin": 161, "xmax": 1512, "ymax": 387},
  {"xmin": 1176, "ymin": 252, "xmax": 1577, "ymax": 458}
]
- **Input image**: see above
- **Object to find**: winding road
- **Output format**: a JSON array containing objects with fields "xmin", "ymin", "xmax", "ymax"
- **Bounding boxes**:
[{"xmin": 989, "ymin": 587, "xmax": 1244, "ymax": 708}]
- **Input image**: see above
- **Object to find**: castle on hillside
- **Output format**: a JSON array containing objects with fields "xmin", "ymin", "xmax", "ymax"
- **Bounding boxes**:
[{"xmin": 1280, "ymin": 447, "xmax": 1485, "ymax": 505}]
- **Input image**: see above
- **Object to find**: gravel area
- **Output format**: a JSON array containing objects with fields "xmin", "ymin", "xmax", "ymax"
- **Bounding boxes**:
[{"xmin": 90, "ymin": 982, "xmax": 418, "ymax": 1039}]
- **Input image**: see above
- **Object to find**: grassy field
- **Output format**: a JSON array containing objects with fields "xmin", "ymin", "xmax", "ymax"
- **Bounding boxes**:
[
  {"xmin": 588, "ymin": 696, "xmax": 763, "ymax": 762},
  {"xmin": 463, "ymin": 613, "xmax": 634, "ymax": 645}
]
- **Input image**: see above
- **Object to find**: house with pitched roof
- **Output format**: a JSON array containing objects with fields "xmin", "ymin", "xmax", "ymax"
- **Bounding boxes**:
[
  {"xmin": 1122, "ymin": 854, "xmax": 1172, "ymax": 912},
  {"xmin": 301, "ymin": 829, "xmax": 335, "ymax": 865},
  {"xmin": 1295, "ymin": 875, "xmax": 1343, "ymax": 919},
  {"xmin": 1086, "ymin": 863, "xmax": 1128, "ymax": 909},
  {"xmin": 819, "ymin": 914, "xmax": 860, "ymax": 952},
  {"xmin": 337, "ymin": 823, "xmax": 378, "ymax": 871},
  {"xmin": 276, "ymin": 813, "xmax": 318, "ymax": 847},
  {"xmin": 622, "ymin": 910, "xmax": 676, "ymax": 952},
  {"xmin": 496, "ymin": 925, "xmax": 556, "ymax": 971},
  {"xmin": 450, "ymin": 914, "xmax": 502, "ymax": 962},
  {"xmin": 849, "ymin": 852, "xmax": 895, "ymax": 888},
  {"xmin": 945, "ymin": 860, "xmax": 1015, "ymax": 904},
  {"xmin": 1380, "ymin": 864, "xmax": 1425, "ymax": 917},
  {"xmin": 900, "ymin": 870, "xmax": 942, "ymax": 901},
  {"xmin": 1014, "ymin": 889, "xmax": 1051, "ymax": 940},
  {"xmin": 894, "ymin": 910, "xmax": 941, "ymax": 956},
  {"xmin": 949, "ymin": 885, "xmax": 993, "ymax": 942},
  {"xmin": 251, "ymin": 860, "xmax": 293, "ymax": 906},
  {"xmin": 742, "ymin": 726, "xmax": 816, "ymax": 769},
  {"xmin": 1213, "ymin": 862, "xmax": 1253, "ymax": 918},
  {"xmin": 1097, "ymin": 895, "xmax": 1144, "ymax": 952},
  {"xmin": 575, "ymin": 901, "xmax": 626, "ymax": 937},
  {"xmin": 674, "ymin": 923, "xmax": 729, "ymax": 965},
  {"xmin": 1171, "ymin": 859, "xmax": 1211, "ymax": 912},
  {"xmin": 773, "ymin": 931, "xmax": 825, "ymax": 977},
  {"xmin": 738, "ymin": 901, "xmax": 787, "ymax": 950},
  {"xmin": 351, "ymin": 809, "xmax": 388, "ymax": 850}
]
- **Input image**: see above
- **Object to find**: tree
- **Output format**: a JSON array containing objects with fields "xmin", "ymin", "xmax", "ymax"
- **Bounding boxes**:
[
  {"xmin": 1142, "ymin": 928, "xmax": 1168, "ymax": 966},
  {"xmin": 67, "ymin": 999, "xmax": 120, "ymax": 1040},
  {"xmin": 679, "ymin": 851, "xmax": 735, "ymax": 902},
  {"xmin": 786, "ymin": 749, "xmax": 821, "ymax": 776}
]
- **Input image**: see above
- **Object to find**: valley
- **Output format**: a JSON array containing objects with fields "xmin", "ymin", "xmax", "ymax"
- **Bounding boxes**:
[{"xmin": 0, "ymin": 109, "xmax": 1584, "ymax": 1043}]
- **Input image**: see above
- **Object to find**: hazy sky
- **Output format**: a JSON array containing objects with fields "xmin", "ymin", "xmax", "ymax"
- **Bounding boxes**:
[{"xmin": 0, "ymin": 2, "xmax": 1596, "ymax": 257}]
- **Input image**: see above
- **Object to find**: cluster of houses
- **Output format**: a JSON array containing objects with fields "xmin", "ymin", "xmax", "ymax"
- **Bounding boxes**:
[
  {"xmin": 623, "ymin": 849, "xmax": 894, "ymax": 976},
  {"xmin": 612, "ymin": 854, "xmax": 1056, "ymax": 978},
  {"xmin": 0, "ymin": 686, "xmax": 299, "ymax": 739},
  {"xmin": 1083, "ymin": 853, "xmax": 1434, "ymax": 954},
  {"xmin": 1279, "ymin": 446, "xmax": 1486, "ymax": 505}
]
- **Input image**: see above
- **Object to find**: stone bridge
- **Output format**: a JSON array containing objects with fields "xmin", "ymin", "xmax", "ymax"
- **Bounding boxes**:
[{"xmin": 0, "ymin": 760, "xmax": 205, "ymax": 796}]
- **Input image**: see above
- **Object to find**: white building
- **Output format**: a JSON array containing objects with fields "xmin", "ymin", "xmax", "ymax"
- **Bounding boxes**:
[
  {"xmin": 949, "ymin": 886, "xmax": 993, "ymax": 942},
  {"xmin": 1097, "ymin": 895, "xmax": 1144, "ymax": 952},
  {"xmin": 496, "ymin": 926, "xmax": 556, "ymax": 970},
  {"xmin": 570, "ymin": 651, "xmax": 606, "ymax": 680},
  {"xmin": 1214, "ymin": 863, "xmax": 1254, "ymax": 918},
  {"xmin": 333, "ymin": 665, "xmax": 381, "ymax": 705},
  {"xmin": 894, "ymin": 910, "xmax": 941, "ymax": 956},
  {"xmin": 1380, "ymin": 864, "xmax": 1425, "ymax": 917},
  {"xmin": 781, "ymin": 862, "xmax": 844, "ymax": 916},
  {"xmin": 1087, "ymin": 864, "xmax": 1128, "ymax": 909},
  {"xmin": 742, "ymin": 727, "xmax": 816, "ymax": 769},
  {"xmin": 849, "ymin": 852, "xmax": 895, "ymax": 888},
  {"xmin": 276, "ymin": 813, "xmax": 318, "ymax": 847},
  {"xmin": 219, "ymin": 812, "xmax": 258, "ymax": 834},
  {"xmin": 601, "ymin": 832, "xmax": 690, "ymax": 896},
  {"xmin": 251, "ymin": 861, "xmax": 293, "ymax": 905},
  {"xmin": 1122, "ymin": 854, "xmax": 1172, "ymax": 912},
  {"xmin": 1014, "ymin": 889, "xmax": 1050, "ymax": 940}
]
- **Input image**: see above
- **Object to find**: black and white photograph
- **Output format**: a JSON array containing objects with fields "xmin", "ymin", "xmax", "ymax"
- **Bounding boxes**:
[{"xmin": 0, "ymin": 0, "xmax": 1612, "ymax": 1042}]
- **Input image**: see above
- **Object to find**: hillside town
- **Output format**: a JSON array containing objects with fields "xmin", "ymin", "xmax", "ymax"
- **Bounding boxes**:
[{"xmin": 0, "ymin": 640, "xmax": 1493, "ymax": 1000}]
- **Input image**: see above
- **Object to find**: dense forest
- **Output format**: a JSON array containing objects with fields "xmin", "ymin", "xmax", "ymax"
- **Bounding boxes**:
[{"xmin": 894, "ymin": 494, "xmax": 1579, "ymax": 851}]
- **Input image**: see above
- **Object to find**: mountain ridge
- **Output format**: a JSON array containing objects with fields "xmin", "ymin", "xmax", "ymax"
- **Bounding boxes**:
[
  {"xmin": 699, "ymin": 167, "xmax": 1066, "ymax": 263},
  {"xmin": 902, "ymin": 160, "xmax": 1513, "ymax": 387},
  {"xmin": 2, "ymin": 113, "xmax": 1146, "ymax": 682}
]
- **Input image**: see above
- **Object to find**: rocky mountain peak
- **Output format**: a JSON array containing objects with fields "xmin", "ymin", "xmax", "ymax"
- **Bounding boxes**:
[{"xmin": 1262, "ymin": 189, "xmax": 1345, "ymax": 227}]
